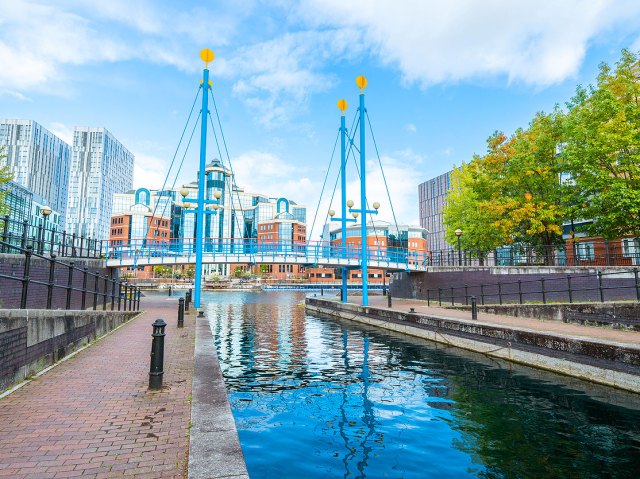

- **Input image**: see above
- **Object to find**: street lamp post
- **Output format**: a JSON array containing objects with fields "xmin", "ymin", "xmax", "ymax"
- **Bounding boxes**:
[
  {"xmin": 39, "ymin": 206, "xmax": 52, "ymax": 255},
  {"xmin": 329, "ymin": 99, "xmax": 357, "ymax": 303},
  {"xmin": 180, "ymin": 185, "xmax": 221, "ymax": 305},
  {"xmin": 455, "ymin": 228, "xmax": 463, "ymax": 266}
]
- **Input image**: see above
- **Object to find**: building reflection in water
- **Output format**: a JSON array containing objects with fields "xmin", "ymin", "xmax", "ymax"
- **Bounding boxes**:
[{"xmin": 205, "ymin": 291, "xmax": 640, "ymax": 479}]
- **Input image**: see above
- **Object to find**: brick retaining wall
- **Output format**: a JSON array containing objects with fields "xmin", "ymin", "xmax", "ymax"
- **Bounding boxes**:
[
  {"xmin": 0, "ymin": 254, "xmax": 115, "ymax": 309},
  {"xmin": 390, "ymin": 267, "xmax": 638, "ymax": 304},
  {"xmin": 0, "ymin": 309, "xmax": 138, "ymax": 392}
]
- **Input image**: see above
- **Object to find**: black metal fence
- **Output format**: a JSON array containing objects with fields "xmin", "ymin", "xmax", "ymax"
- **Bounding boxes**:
[
  {"xmin": 0, "ymin": 240, "xmax": 140, "ymax": 311},
  {"xmin": 429, "ymin": 239, "xmax": 640, "ymax": 267},
  {"xmin": 425, "ymin": 269, "xmax": 640, "ymax": 306},
  {"xmin": 1, "ymin": 215, "xmax": 104, "ymax": 259}
]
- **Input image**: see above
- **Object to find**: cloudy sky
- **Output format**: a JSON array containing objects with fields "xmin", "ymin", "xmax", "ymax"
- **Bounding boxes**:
[{"xmin": 2, "ymin": 0, "xmax": 640, "ymax": 239}]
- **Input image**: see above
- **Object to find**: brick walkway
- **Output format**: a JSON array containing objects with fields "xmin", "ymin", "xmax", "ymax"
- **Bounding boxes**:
[
  {"xmin": 367, "ymin": 296, "xmax": 640, "ymax": 346},
  {"xmin": 0, "ymin": 294, "xmax": 194, "ymax": 479}
]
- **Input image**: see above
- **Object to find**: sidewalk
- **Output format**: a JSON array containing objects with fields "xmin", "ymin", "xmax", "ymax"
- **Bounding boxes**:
[
  {"xmin": 367, "ymin": 296, "xmax": 640, "ymax": 347},
  {"xmin": 0, "ymin": 295, "xmax": 194, "ymax": 479}
]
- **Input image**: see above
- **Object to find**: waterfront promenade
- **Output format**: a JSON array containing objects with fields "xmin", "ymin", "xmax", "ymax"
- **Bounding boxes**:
[
  {"xmin": 367, "ymin": 296, "xmax": 640, "ymax": 347},
  {"xmin": 308, "ymin": 294, "xmax": 640, "ymax": 392},
  {"xmin": 0, "ymin": 296, "xmax": 194, "ymax": 478}
]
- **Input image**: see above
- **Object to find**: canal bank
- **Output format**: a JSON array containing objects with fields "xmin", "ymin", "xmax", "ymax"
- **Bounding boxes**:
[
  {"xmin": 189, "ymin": 306, "xmax": 248, "ymax": 479},
  {"xmin": 305, "ymin": 296, "xmax": 640, "ymax": 394}
]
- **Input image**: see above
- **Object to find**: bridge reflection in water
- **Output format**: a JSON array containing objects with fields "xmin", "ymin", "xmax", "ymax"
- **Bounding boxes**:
[{"xmin": 205, "ymin": 291, "xmax": 640, "ymax": 479}]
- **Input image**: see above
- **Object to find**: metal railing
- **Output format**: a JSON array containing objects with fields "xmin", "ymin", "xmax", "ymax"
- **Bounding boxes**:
[
  {"xmin": 105, "ymin": 237, "xmax": 431, "ymax": 269},
  {"xmin": 424, "ymin": 269, "xmax": 640, "ymax": 307},
  {"xmin": 105, "ymin": 237, "xmax": 640, "ymax": 270},
  {"xmin": 429, "ymin": 240, "xmax": 640, "ymax": 267},
  {"xmin": 0, "ymin": 239, "xmax": 140, "ymax": 311},
  {"xmin": 1, "ymin": 215, "xmax": 104, "ymax": 259}
]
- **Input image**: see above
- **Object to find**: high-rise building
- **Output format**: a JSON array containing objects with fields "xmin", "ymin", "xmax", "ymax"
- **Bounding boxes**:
[
  {"xmin": 0, "ymin": 119, "xmax": 70, "ymax": 228},
  {"xmin": 418, "ymin": 170, "xmax": 451, "ymax": 252},
  {"xmin": 66, "ymin": 127, "xmax": 134, "ymax": 240}
]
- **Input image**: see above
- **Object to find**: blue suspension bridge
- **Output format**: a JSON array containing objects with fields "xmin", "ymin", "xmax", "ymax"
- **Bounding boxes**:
[{"xmin": 106, "ymin": 49, "xmax": 423, "ymax": 307}]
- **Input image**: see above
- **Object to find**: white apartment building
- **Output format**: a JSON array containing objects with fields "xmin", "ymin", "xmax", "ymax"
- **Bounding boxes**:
[
  {"xmin": 0, "ymin": 119, "xmax": 70, "ymax": 228},
  {"xmin": 66, "ymin": 127, "xmax": 134, "ymax": 240}
]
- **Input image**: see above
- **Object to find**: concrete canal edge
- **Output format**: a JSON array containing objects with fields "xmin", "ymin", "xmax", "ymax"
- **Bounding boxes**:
[
  {"xmin": 305, "ymin": 297, "xmax": 640, "ymax": 394},
  {"xmin": 189, "ymin": 311, "xmax": 249, "ymax": 479}
]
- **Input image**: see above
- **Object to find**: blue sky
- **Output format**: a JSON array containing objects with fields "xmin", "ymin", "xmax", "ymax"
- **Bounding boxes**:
[{"xmin": 2, "ymin": 0, "xmax": 640, "ymax": 237}]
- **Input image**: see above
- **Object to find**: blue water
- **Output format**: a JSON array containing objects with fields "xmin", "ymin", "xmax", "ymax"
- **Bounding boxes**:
[{"xmin": 205, "ymin": 291, "xmax": 640, "ymax": 478}]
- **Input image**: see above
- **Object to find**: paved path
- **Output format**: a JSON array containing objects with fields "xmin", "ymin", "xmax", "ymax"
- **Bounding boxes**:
[
  {"xmin": 0, "ymin": 295, "xmax": 194, "ymax": 479},
  {"xmin": 367, "ymin": 296, "xmax": 640, "ymax": 347}
]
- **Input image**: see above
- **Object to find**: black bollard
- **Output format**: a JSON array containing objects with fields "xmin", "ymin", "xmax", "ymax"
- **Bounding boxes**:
[
  {"xmin": 387, "ymin": 291, "xmax": 392, "ymax": 308},
  {"xmin": 177, "ymin": 298, "xmax": 184, "ymax": 328},
  {"xmin": 149, "ymin": 319, "xmax": 167, "ymax": 389},
  {"xmin": 168, "ymin": 286, "xmax": 172, "ymax": 297},
  {"xmin": 383, "ymin": 286, "xmax": 387, "ymax": 297},
  {"xmin": 320, "ymin": 286, "xmax": 324, "ymax": 296},
  {"xmin": 185, "ymin": 291, "xmax": 190, "ymax": 312},
  {"xmin": 471, "ymin": 296, "xmax": 478, "ymax": 320}
]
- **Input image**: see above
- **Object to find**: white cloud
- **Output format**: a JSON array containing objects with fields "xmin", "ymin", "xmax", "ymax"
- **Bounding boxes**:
[
  {"xmin": 48, "ymin": 122, "xmax": 73, "ymax": 145},
  {"xmin": 0, "ymin": 89, "xmax": 32, "ymax": 101},
  {"xmin": 299, "ymin": 0, "xmax": 640, "ymax": 87},
  {"xmin": 229, "ymin": 151, "xmax": 298, "ymax": 193},
  {"xmin": 405, "ymin": 123, "xmax": 417, "ymax": 133},
  {"xmin": 133, "ymin": 153, "xmax": 167, "ymax": 190},
  {"xmin": 220, "ymin": 29, "xmax": 366, "ymax": 127},
  {"xmin": 0, "ymin": 0, "xmax": 247, "ymax": 92},
  {"xmin": 316, "ymin": 150, "xmax": 424, "ymax": 241}
]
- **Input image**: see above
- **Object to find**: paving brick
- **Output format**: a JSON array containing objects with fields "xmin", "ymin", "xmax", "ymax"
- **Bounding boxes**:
[{"xmin": 0, "ymin": 296, "xmax": 195, "ymax": 478}]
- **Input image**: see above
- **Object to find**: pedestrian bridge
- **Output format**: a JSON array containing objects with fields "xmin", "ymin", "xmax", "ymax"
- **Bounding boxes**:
[{"xmin": 105, "ymin": 239, "xmax": 429, "ymax": 272}]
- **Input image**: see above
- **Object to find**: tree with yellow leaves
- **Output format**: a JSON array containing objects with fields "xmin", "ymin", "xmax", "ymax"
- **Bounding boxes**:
[{"xmin": 443, "ymin": 112, "xmax": 566, "ymax": 262}]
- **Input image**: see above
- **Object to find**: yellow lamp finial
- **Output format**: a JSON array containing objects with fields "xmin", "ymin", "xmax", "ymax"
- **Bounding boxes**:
[
  {"xmin": 337, "ymin": 99, "xmax": 348, "ymax": 115},
  {"xmin": 200, "ymin": 48, "xmax": 214, "ymax": 69},
  {"xmin": 356, "ymin": 75, "xmax": 368, "ymax": 91}
]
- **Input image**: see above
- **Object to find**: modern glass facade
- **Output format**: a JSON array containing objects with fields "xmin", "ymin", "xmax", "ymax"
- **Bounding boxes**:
[
  {"xmin": 418, "ymin": 170, "xmax": 451, "ymax": 252},
  {"xmin": 66, "ymin": 127, "xmax": 134, "ymax": 240},
  {"xmin": 0, "ymin": 119, "xmax": 70, "ymax": 228}
]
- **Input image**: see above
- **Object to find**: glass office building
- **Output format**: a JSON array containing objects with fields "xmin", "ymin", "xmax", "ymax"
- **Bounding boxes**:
[
  {"xmin": 66, "ymin": 127, "xmax": 134, "ymax": 240},
  {"xmin": 418, "ymin": 170, "xmax": 451, "ymax": 252}
]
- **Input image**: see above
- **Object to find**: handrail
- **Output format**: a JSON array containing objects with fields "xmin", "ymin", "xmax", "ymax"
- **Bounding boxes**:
[
  {"xmin": 1, "ymin": 215, "xmax": 104, "ymax": 259},
  {"xmin": 0, "ymin": 239, "xmax": 140, "ymax": 311}
]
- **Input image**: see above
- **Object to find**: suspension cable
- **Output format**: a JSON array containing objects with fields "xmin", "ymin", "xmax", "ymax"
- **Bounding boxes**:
[
  {"xmin": 308, "ymin": 129, "xmax": 339, "ymax": 242},
  {"xmin": 346, "ymin": 112, "xmax": 381, "ymax": 244},
  {"xmin": 207, "ymin": 111, "xmax": 245, "ymax": 241},
  {"xmin": 210, "ymin": 90, "xmax": 251, "ymax": 242},
  {"xmin": 317, "ymin": 110, "xmax": 360, "ymax": 242},
  {"xmin": 137, "ymin": 87, "xmax": 200, "ymax": 265},
  {"xmin": 366, "ymin": 110, "xmax": 400, "ymax": 236},
  {"xmin": 135, "ymin": 111, "xmax": 201, "ymax": 264}
]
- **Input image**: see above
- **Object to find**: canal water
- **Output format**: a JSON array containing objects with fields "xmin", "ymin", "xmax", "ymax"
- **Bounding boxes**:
[{"xmin": 204, "ymin": 291, "xmax": 640, "ymax": 478}]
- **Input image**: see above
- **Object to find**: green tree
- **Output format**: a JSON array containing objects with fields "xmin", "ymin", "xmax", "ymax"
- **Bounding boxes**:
[
  {"xmin": 233, "ymin": 266, "xmax": 244, "ymax": 278},
  {"xmin": 443, "ymin": 115, "xmax": 565, "ymax": 260},
  {"xmin": 562, "ymin": 49, "xmax": 640, "ymax": 238},
  {"xmin": 0, "ymin": 147, "xmax": 14, "ymax": 214},
  {"xmin": 185, "ymin": 266, "xmax": 195, "ymax": 280},
  {"xmin": 153, "ymin": 265, "xmax": 171, "ymax": 278}
]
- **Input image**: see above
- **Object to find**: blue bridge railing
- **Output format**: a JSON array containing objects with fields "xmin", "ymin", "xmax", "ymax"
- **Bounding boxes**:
[{"xmin": 105, "ymin": 238, "xmax": 430, "ymax": 270}]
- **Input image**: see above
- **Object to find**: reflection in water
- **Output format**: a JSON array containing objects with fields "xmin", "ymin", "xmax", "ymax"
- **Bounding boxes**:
[{"xmin": 206, "ymin": 291, "xmax": 640, "ymax": 479}]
